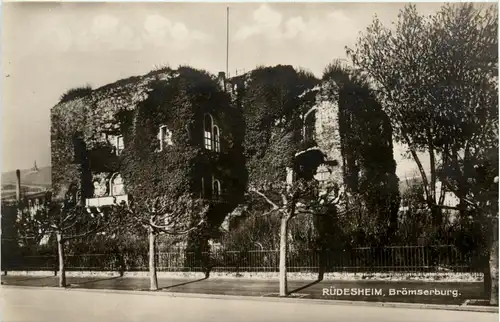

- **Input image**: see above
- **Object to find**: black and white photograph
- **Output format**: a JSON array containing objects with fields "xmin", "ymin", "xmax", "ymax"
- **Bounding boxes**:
[{"xmin": 1, "ymin": 2, "xmax": 498, "ymax": 321}]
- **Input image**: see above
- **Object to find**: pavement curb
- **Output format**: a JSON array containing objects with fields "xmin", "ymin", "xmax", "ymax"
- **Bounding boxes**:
[
  {"xmin": 2, "ymin": 284, "xmax": 498, "ymax": 314},
  {"xmin": 1, "ymin": 271, "xmax": 484, "ymax": 283}
]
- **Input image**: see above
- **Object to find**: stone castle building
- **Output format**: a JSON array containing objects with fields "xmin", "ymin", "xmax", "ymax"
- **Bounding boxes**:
[
  {"xmin": 50, "ymin": 67, "xmax": 245, "ymax": 240},
  {"xmin": 50, "ymin": 65, "xmax": 398, "ymax": 240}
]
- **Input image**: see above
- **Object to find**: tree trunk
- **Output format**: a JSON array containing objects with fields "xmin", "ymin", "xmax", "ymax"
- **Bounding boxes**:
[
  {"xmin": 488, "ymin": 215, "xmax": 499, "ymax": 305},
  {"xmin": 148, "ymin": 227, "xmax": 158, "ymax": 291},
  {"xmin": 279, "ymin": 215, "xmax": 289, "ymax": 297},
  {"xmin": 318, "ymin": 247, "xmax": 325, "ymax": 281},
  {"xmin": 484, "ymin": 257, "xmax": 491, "ymax": 298},
  {"xmin": 489, "ymin": 239, "xmax": 498, "ymax": 305},
  {"xmin": 431, "ymin": 205, "xmax": 443, "ymax": 238},
  {"xmin": 56, "ymin": 232, "xmax": 66, "ymax": 288}
]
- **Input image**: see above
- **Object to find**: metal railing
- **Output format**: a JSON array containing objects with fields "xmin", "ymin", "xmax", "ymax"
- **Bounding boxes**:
[{"xmin": 1, "ymin": 245, "xmax": 483, "ymax": 275}]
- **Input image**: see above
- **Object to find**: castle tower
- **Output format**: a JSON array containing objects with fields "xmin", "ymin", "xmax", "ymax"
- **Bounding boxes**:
[{"xmin": 29, "ymin": 160, "xmax": 39, "ymax": 173}]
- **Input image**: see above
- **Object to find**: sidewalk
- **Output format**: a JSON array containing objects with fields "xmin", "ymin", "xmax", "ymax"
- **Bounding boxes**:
[{"xmin": 1, "ymin": 274, "xmax": 492, "ymax": 308}]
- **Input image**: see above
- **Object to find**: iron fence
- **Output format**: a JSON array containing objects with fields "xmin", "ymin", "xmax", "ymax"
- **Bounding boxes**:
[{"xmin": 1, "ymin": 245, "xmax": 483, "ymax": 275}]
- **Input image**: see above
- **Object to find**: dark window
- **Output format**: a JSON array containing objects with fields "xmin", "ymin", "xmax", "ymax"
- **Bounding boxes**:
[
  {"xmin": 213, "ymin": 179, "xmax": 221, "ymax": 198},
  {"xmin": 202, "ymin": 176, "xmax": 212, "ymax": 199},
  {"xmin": 304, "ymin": 110, "xmax": 316, "ymax": 142},
  {"xmin": 116, "ymin": 136, "xmax": 124, "ymax": 155},
  {"xmin": 213, "ymin": 126, "xmax": 220, "ymax": 152}
]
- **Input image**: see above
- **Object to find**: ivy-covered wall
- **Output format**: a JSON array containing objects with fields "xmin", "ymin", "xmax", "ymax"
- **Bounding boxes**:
[
  {"xmin": 51, "ymin": 67, "xmax": 246, "ymax": 234},
  {"xmin": 51, "ymin": 63, "xmax": 399, "ymax": 248},
  {"xmin": 226, "ymin": 64, "xmax": 400, "ymax": 247},
  {"xmin": 230, "ymin": 65, "xmax": 320, "ymax": 186},
  {"xmin": 229, "ymin": 66, "xmax": 347, "ymax": 195},
  {"xmin": 51, "ymin": 69, "xmax": 173, "ymax": 199},
  {"xmin": 321, "ymin": 64, "xmax": 401, "ymax": 245}
]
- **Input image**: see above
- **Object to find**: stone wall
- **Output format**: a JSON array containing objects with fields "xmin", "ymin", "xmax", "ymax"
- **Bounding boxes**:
[
  {"xmin": 50, "ymin": 69, "xmax": 179, "ymax": 196},
  {"xmin": 314, "ymin": 98, "xmax": 343, "ymax": 186}
]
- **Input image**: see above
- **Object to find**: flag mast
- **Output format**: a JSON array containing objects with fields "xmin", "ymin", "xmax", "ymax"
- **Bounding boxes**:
[{"xmin": 226, "ymin": 6, "xmax": 229, "ymax": 76}]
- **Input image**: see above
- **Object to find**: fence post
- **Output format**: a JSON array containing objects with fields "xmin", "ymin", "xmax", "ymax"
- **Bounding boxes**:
[
  {"xmin": 236, "ymin": 251, "xmax": 240, "ymax": 276},
  {"xmin": 318, "ymin": 248, "xmax": 325, "ymax": 281},
  {"xmin": 3, "ymin": 245, "xmax": 481, "ymax": 277}
]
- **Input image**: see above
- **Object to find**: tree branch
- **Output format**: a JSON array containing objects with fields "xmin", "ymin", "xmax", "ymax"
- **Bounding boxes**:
[
  {"xmin": 250, "ymin": 188, "xmax": 279, "ymax": 210},
  {"xmin": 256, "ymin": 209, "xmax": 279, "ymax": 217},
  {"xmin": 151, "ymin": 218, "xmax": 205, "ymax": 235},
  {"xmin": 64, "ymin": 225, "xmax": 102, "ymax": 241},
  {"xmin": 61, "ymin": 219, "xmax": 80, "ymax": 232}
]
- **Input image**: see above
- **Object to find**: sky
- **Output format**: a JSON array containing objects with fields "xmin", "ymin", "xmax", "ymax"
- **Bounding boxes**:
[{"xmin": 2, "ymin": 2, "xmax": 449, "ymax": 177}]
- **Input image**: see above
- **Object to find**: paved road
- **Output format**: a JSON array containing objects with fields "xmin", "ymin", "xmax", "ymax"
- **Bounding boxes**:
[
  {"xmin": 0, "ymin": 287, "xmax": 497, "ymax": 322},
  {"xmin": 1, "ymin": 275, "xmax": 485, "ymax": 305}
]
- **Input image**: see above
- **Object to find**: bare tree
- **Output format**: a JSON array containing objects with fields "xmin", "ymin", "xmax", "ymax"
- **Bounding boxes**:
[
  {"xmin": 249, "ymin": 174, "xmax": 343, "ymax": 296},
  {"xmin": 119, "ymin": 195, "xmax": 208, "ymax": 290},
  {"xmin": 17, "ymin": 189, "xmax": 122, "ymax": 287}
]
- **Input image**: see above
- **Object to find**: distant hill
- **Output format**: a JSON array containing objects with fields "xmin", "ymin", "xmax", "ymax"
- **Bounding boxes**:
[{"xmin": 1, "ymin": 166, "xmax": 52, "ymax": 188}]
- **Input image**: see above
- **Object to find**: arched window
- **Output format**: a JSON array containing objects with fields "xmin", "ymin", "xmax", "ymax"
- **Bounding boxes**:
[
  {"xmin": 65, "ymin": 183, "xmax": 79, "ymax": 205},
  {"xmin": 158, "ymin": 125, "xmax": 173, "ymax": 151},
  {"xmin": 303, "ymin": 109, "xmax": 316, "ymax": 143},
  {"xmin": 201, "ymin": 176, "xmax": 216, "ymax": 199},
  {"xmin": 213, "ymin": 126, "xmax": 220, "ymax": 152},
  {"xmin": 116, "ymin": 136, "xmax": 124, "ymax": 155},
  {"xmin": 204, "ymin": 113, "xmax": 222, "ymax": 152},
  {"xmin": 93, "ymin": 177, "xmax": 107, "ymax": 197},
  {"xmin": 110, "ymin": 173, "xmax": 125, "ymax": 196},
  {"xmin": 213, "ymin": 179, "xmax": 221, "ymax": 198},
  {"xmin": 204, "ymin": 114, "xmax": 213, "ymax": 150}
]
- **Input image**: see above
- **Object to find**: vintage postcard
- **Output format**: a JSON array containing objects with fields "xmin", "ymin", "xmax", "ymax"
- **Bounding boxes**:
[{"xmin": 1, "ymin": 2, "xmax": 498, "ymax": 321}]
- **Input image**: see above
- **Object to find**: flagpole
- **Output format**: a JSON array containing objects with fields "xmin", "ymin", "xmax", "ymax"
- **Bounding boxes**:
[{"xmin": 226, "ymin": 6, "xmax": 229, "ymax": 76}]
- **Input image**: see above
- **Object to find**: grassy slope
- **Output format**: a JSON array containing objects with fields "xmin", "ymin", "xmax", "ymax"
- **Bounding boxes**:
[{"xmin": 1, "ymin": 166, "xmax": 52, "ymax": 188}]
